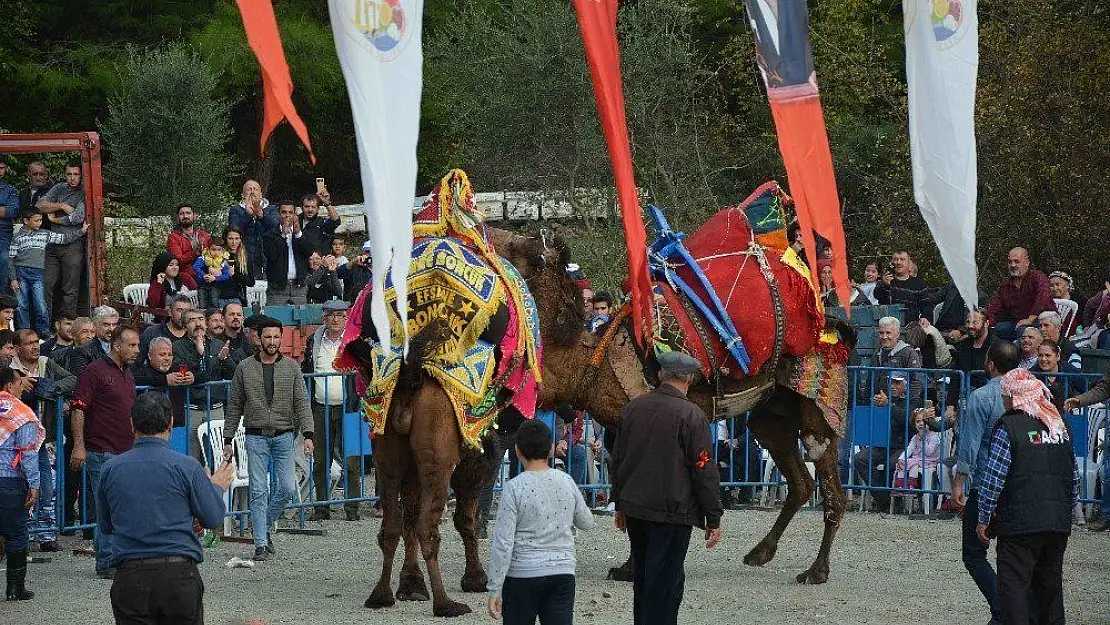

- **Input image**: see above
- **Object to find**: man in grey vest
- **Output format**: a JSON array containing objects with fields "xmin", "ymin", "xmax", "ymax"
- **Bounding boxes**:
[{"xmin": 976, "ymin": 368, "xmax": 1078, "ymax": 625}]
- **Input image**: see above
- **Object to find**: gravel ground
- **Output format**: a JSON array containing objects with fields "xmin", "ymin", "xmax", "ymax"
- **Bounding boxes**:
[{"xmin": 6, "ymin": 507, "xmax": 1108, "ymax": 624}]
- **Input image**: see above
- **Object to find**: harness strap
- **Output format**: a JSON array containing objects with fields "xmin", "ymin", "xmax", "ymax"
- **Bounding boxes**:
[{"xmin": 573, "ymin": 306, "xmax": 633, "ymax": 405}]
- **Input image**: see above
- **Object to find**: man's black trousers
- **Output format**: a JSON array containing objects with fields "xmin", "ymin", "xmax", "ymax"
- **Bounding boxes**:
[
  {"xmin": 111, "ymin": 557, "xmax": 204, "ymax": 625},
  {"xmin": 626, "ymin": 516, "xmax": 692, "ymax": 625},
  {"xmin": 996, "ymin": 532, "xmax": 1068, "ymax": 625}
]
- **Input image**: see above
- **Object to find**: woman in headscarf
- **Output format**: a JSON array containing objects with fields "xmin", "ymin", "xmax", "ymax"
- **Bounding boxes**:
[{"xmin": 145, "ymin": 251, "xmax": 197, "ymax": 309}]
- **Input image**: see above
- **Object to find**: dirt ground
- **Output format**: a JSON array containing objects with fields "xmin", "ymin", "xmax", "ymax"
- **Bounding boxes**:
[{"xmin": 6, "ymin": 507, "xmax": 1108, "ymax": 625}]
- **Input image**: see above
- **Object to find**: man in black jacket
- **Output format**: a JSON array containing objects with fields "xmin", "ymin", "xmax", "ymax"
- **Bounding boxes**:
[
  {"xmin": 874, "ymin": 250, "xmax": 932, "ymax": 322},
  {"xmin": 337, "ymin": 241, "xmax": 372, "ymax": 302},
  {"xmin": 172, "ymin": 310, "xmax": 231, "ymax": 462},
  {"xmin": 220, "ymin": 302, "xmax": 250, "ymax": 356},
  {"xmin": 612, "ymin": 351, "xmax": 722, "ymax": 625},
  {"xmin": 262, "ymin": 200, "xmax": 310, "ymax": 305},
  {"xmin": 66, "ymin": 306, "xmax": 119, "ymax": 376}
]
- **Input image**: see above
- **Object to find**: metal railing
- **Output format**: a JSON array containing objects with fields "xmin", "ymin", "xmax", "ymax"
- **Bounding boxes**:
[{"xmin": 26, "ymin": 365, "xmax": 1108, "ymax": 542}]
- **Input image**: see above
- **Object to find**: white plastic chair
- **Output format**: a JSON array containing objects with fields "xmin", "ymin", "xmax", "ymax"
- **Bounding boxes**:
[
  {"xmin": 1055, "ymin": 298, "xmax": 1079, "ymax": 336},
  {"xmin": 197, "ymin": 420, "xmax": 250, "ymax": 534},
  {"xmin": 293, "ymin": 433, "xmax": 341, "ymax": 506},
  {"xmin": 122, "ymin": 283, "xmax": 150, "ymax": 305},
  {"xmin": 1081, "ymin": 405, "xmax": 1106, "ymax": 519},
  {"xmin": 247, "ymin": 283, "xmax": 268, "ymax": 309},
  {"xmin": 758, "ymin": 449, "xmax": 816, "ymax": 508},
  {"xmin": 180, "ymin": 288, "xmax": 200, "ymax": 309}
]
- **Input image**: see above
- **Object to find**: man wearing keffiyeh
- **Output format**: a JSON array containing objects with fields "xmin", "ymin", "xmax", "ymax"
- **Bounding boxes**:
[{"xmin": 977, "ymin": 368, "xmax": 1079, "ymax": 625}]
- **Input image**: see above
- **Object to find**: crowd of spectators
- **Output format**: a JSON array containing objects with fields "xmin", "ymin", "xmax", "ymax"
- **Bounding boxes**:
[
  {"xmin": 839, "ymin": 245, "xmax": 1108, "ymax": 534},
  {"xmin": 0, "ymin": 170, "xmax": 384, "ymax": 576},
  {"xmin": 0, "ymin": 156, "xmax": 1105, "ymax": 619}
]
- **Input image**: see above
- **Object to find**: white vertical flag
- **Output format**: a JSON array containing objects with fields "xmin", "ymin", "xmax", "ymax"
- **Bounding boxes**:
[
  {"xmin": 328, "ymin": 0, "xmax": 423, "ymax": 348},
  {"xmin": 904, "ymin": 0, "xmax": 979, "ymax": 309}
]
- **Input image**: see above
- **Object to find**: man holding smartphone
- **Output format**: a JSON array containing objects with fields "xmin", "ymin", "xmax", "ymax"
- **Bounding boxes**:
[
  {"xmin": 299, "ymin": 181, "xmax": 341, "ymax": 256},
  {"xmin": 97, "ymin": 391, "xmax": 233, "ymax": 624}
]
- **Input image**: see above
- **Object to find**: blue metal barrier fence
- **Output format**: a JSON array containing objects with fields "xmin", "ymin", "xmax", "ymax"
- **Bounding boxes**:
[{"xmin": 27, "ymin": 365, "xmax": 1107, "ymax": 541}]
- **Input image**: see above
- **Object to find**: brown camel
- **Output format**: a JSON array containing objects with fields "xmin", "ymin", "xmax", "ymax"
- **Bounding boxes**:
[
  {"xmin": 496, "ymin": 230, "xmax": 853, "ymax": 586},
  {"xmin": 355, "ymin": 229, "xmax": 849, "ymax": 618},
  {"xmin": 353, "ymin": 229, "xmax": 647, "ymax": 617}
]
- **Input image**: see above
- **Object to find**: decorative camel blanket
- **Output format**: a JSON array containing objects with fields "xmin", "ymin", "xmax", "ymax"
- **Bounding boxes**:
[
  {"xmin": 335, "ymin": 170, "xmax": 541, "ymax": 449},
  {"xmin": 650, "ymin": 182, "xmax": 850, "ymax": 433},
  {"xmin": 652, "ymin": 182, "xmax": 824, "ymax": 379}
]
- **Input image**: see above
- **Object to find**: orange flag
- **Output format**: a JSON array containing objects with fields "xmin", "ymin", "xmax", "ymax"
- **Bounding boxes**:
[
  {"xmin": 234, "ymin": 0, "xmax": 314, "ymax": 162},
  {"xmin": 572, "ymin": 0, "xmax": 653, "ymax": 346},
  {"xmin": 744, "ymin": 0, "xmax": 850, "ymax": 311}
]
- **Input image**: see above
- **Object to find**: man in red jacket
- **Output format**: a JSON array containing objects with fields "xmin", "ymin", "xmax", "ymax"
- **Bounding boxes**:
[{"xmin": 166, "ymin": 205, "xmax": 211, "ymax": 282}]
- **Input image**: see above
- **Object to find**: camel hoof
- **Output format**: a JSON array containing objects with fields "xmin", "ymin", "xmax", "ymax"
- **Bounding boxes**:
[
  {"xmin": 607, "ymin": 564, "xmax": 634, "ymax": 583},
  {"xmin": 397, "ymin": 575, "xmax": 430, "ymax": 602},
  {"xmin": 433, "ymin": 600, "xmax": 473, "ymax": 618},
  {"xmin": 460, "ymin": 570, "xmax": 489, "ymax": 593},
  {"xmin": 795, "ymin": 566, "xmax": 829, "ymax": 585},
  {"xmin": 743, "ymin": 542, "xmax": 777, "ymax": 567},
  {"xmin": 364, "ymin": 589, "xmax": 396, "ymax": 609}
]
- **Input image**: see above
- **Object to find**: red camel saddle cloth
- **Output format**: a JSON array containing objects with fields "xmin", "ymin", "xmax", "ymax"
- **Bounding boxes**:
[{"xmin": 654, "ymin": 210, "xmax": 822, "ymax": 379}]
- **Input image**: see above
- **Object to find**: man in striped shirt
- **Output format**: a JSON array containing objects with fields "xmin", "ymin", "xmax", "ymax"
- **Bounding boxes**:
[{"xmin": 8, "ymin": 212, "xmax": 88, "ymax": 335}]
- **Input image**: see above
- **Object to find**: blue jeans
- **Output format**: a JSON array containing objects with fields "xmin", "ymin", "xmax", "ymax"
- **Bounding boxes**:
[
  {"xmin": 0, "ymin": 229, "xmax": 11, "ymax": 296},
  {"xmin": 0, "ymin": 477, "xmax": 29, "ymax": 552},
  {"xmin": 562, "ymin": 443, "xmax": 588, "ymax": 486},
  {"xmin": 245, "ymin": 432, "xmax": 297, "ymax": 548},
  {"xmin": 1102, "ymin": 456, "xmax": 1110, "ymax": 522},
  {"xmin": 1098, "ymin": 331, "xmax": 1110, "ymax": 351},
  {"xmin": 15, "ymin": 265, "xmax": 50, "ymax": 335},
  {"xmin": 963, "ymin": 490, "xmax": 1001, "ymax": 621},
  {"xmin": 993, "ymin": 321, "xmax": 1030, "ymax": 342},
  {"xmin": 86, "ymin": 450, "xmax": 117, "ymax": 572},
  {"xmin": 31, "ymin": 448, "xmax": 56, "ymax": 542}
]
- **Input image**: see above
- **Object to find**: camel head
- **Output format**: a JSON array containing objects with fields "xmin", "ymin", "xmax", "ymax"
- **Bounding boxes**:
[{"xmin": 487, "ymin": 227, "xmax": 650, "ymax": 430}]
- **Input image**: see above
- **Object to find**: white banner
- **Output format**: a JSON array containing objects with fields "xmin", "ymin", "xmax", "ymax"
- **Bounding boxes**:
[
  {"xmin": 328, "ymin": 0, "xmax": 423, "ymax": 348},
  {"xmin": 904, "ymin": 0, "xmax": 979, "ymax": 309}
]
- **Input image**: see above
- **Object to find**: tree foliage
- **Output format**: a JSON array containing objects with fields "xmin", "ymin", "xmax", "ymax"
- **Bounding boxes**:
[
  {"xmin": 2, "ymin": 0, "xmax": 1110, "ymax": 293},
  {"xmin": 99, "ymin": 44, "xmax": 235, "ymax": 215}
]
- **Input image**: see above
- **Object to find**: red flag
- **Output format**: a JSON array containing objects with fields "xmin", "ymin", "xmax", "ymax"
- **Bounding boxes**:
[
  {"xmin": 234, "ymin": 0, "xmax": 314, "ymax": 162},
  {"xmin": 744, "ymin": 0, "xmax": 850, "ymax": 311},
  {"xmin": 572, "ymin": 0, "xmax": 652, "ymax": 346}
]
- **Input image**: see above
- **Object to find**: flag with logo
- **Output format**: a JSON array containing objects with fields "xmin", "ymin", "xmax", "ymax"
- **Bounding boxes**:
[
  {"xmin": 742, "ymin": 0, "xmax": 850, "ymax": 309},
  {"xmin": 327, "ymin": 0, "xmax": 424, "ymax": 348},
  {"xmin": 904, "ymin": 0, "xmax": 979, "ymax": 309},
  {"xmin": 571, "ymin": 0, "xmax": 653, "ymax": 346}
]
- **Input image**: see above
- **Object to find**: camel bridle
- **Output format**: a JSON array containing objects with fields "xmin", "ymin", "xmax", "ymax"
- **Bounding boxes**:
[{"xmin": 572, "ymin": 305, "xmax": 643, "ymax": 406}]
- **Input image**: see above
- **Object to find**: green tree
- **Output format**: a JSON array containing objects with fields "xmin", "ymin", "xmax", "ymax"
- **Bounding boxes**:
[{"xmin": 99, "ymin": 44, "xmax": 236, "ymax": 216}]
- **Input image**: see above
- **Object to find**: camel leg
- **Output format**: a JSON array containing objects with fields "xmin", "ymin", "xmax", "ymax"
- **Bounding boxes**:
[
  {"xmin": 397, "ymin": 479, "xmax": 430, "ymax": 601},
  {"xmin": 452, "ymin": 449, "xmax": 491, "ymax": 593},
  {"xmin": 744, "ymin": 410, "xmax": 813, "ymax": 567},
  {"xmin": 409, "ymin": 386, "xmax": 471, "ymax": 618},
  {"xmin": 365, "ymin": 434, "xmax": 409, "ymax": 609},
  {"xmin": 796, "ymin": 404, "xmax": 845, "ymax": 585}
]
